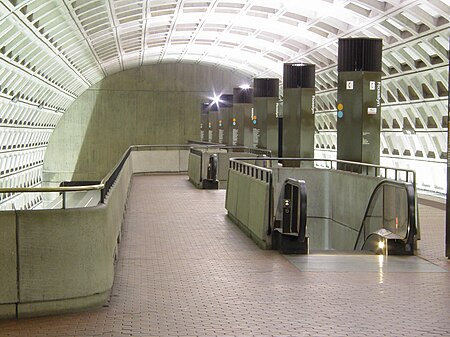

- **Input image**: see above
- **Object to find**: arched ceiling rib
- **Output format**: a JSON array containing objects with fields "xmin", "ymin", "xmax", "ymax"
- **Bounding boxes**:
[
  {"xmin": 1, "ymin": 0, "xmax": 448, "ymax": 86},
  {"xmin": 0, "ymin": 0, "xmax": 449, "ymax": 205}
]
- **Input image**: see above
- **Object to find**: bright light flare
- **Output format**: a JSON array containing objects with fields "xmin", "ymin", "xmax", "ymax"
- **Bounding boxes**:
[
  {"xmin": 239, "ymin": 84, "xmax": 251, "ymax": 90},
  {"xmin": 208, "ymin": 91, "xmax": 222, "ymax": 107},
  {"xmin": 212, "ymin": 94, "xmax": 221, "ymax": 105},
  {"xmin": 378, "ymin": 241, "xmax": 385, "ymax": 250}
]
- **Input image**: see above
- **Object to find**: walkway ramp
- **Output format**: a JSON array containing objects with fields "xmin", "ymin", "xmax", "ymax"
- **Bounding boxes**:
[{"xmin": 0, "ymin": 174, "xmax": 448, "ymax": 337}]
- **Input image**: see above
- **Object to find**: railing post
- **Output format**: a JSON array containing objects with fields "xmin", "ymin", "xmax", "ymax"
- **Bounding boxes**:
[{"xmin": 62, "ymin": 191, "xmax": 66, "ymax": 209}]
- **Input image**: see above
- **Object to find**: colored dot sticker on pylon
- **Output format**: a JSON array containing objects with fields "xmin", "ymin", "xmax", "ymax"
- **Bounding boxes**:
[
  {"xmin": 252, "ymin": 116, "xmax": 257, "ymax": 125},
  {"xmin": 337, "ymin": 103, "xmax": 344, "ymax": 110},
  {"xmin": 219, "ymin": 120, "xmax": 223, "ymax": 127},
  {"xmin": 337, "ymin": 110, "xmax": 344, "ymax": 119},
  {"xmin": 208, "ymin": 122, "xmax": 212, "ymax": 129},
  {"xmin": 232, "ymin": 118, "xmax": 237, "ymax": 126}
]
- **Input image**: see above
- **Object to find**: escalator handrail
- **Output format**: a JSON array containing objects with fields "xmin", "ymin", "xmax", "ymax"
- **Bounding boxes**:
[
  {"xmin": 354, "ymin": 179, "xmax": 416, "ymax": 250},
  {"xmin": 283, "ymin": 178, "xmax": 308, "ymax": 241}
]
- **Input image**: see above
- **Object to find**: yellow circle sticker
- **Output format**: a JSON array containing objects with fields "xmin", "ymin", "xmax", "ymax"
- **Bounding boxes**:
[{"xmin": 337, "ymin": 103, "xmax": 344, "ymax": 111}]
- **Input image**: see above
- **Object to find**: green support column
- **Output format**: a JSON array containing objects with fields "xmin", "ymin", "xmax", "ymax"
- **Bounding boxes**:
[
  {"xmin": 200, "ymin": 102, "xmax": 209, "ymax": 142},
  {"xmin": 282, "ymin": 63, "xmax": 315, "ymax": 163},
  {"xmin": 253, "ymin": 78, "xmax": 279, "ymax": 153},
  {"xmin": 232, "ymin": 88, "xmax": 253, "ymax": 147},
  {"xmin": 336, "ymin": 38, "xmax": 383, "ymax": 166},
  {"xmin": 208, "ymin": 102, "xmax": 219, "ymax": 143},
  {"xmin": 218, "ymin": 94, "xmax": 233, "ymax": 145}
]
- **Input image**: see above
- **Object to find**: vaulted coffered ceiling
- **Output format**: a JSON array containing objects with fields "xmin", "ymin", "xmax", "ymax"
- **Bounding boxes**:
[
  {"xmin": 1, "ymin": 0, "xmax": 448, "ymax": 87},
  {"xmin": 0, "ymin": 0, "xmax": 449, "ymax": 208}
]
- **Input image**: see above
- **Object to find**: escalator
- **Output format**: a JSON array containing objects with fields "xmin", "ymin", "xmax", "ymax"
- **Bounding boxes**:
[
  {"xmin": 226, "ymin": 157, "xmax": 418, "ymax": 255},
  {"xmin": 354, "ymin": 180, "xmax": 417, "ymax": 255},
  {"xmin": 272, "ymin": 178, "xmax": 308, "ymax": 254},
  {"xmin": 273, "ymin": 178, "xmax": 417, "ymax": 255}
]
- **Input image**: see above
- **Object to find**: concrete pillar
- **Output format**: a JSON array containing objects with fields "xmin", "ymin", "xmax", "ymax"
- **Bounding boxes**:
[
  {"xmin": 200, "ymin": 102, "xmax": 209, "ymax": 142},
  {"xmin": 282, "ymin": 63, "xmax": 315, "ymax": 162},
  {"xmin": 218, "ymin": 94, "xmax": 233, "ymax": 145},
  {"xmin": 253, "ymin": 78, "xmax": 279, "ymax": 153},
  {"xmin": 336, "ymin": 38, "xmax": 383, "ymax": 165},
  {"xmin": 231, "ymin": 88, "xmax": 253, "ymax": 147},
  {"xmin": 208, "ymin": 102, "xmax": 219, "ymax": 143}
]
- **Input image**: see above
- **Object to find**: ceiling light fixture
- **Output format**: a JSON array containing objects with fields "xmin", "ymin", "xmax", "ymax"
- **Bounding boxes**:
[
  {"xmin": 212, "ymin": 94, "xmax": 221, "ymax": 105},
  {"xmin": 239, "ymin": 84, "xmax": 251, "ymax": 90}
]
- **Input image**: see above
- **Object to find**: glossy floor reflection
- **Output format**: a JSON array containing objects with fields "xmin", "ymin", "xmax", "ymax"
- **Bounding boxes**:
[{"xmin": 286, "ymin": 254, "xmax": 447, "ymax": 273}]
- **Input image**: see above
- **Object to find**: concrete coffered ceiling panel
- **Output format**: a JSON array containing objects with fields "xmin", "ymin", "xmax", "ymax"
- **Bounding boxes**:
[{"xmin": 0, "ymin": 0, "xmax": 449, "ymax": 207}]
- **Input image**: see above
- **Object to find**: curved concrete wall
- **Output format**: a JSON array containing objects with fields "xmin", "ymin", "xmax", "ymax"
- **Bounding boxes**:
[
  {"xmin": 17, "ymin": 205, "xmax": 113, "ymax": 317},
  {"xmin": 0, "ymin": 211, "xmax": 17, "ymax": 319},
  {"xmin": 0, "ymin": 148, "xmax": 190, "ymax": 319},
  {"xmin": 43, "ymin": 63, "xmax": 250, "ymax": 183}
]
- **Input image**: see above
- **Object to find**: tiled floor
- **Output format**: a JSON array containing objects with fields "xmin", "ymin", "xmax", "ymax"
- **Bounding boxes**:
[
  {"xmin": 416, "ymin": 200, "xmax": 449, "ymax": 270},
  {"xmin": 1, "ymin": 175, "xmax": 449, "ymax": 337}
]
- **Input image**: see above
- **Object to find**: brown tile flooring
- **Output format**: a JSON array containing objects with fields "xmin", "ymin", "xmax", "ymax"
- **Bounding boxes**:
[{"xmin": 1, "ymin": 175, "xmax": 449, "ymax": 337}]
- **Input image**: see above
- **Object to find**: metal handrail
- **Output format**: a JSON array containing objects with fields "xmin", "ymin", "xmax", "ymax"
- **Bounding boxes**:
[
  {"xmin": 100, "ymin": 147, "xmax": 132, "ymax": 202},
  {"xmin": 0, "ymin": 144, "xmax": 194, "ymax": 205},
  {"xmin": 229, "ymin": 157, "xmax": 272, "ymax": 183},
  {"xmin": 190, "ymin": 148, "xmax": 204, "ymax": 157},
  {"xmin": 282, "ymin": 178, "xmax": 307, "ymax": 242},
  {"xmin": 0, "ymin": 185, "xmax": 104, "ymax": 193},
  {"xmin": 354, "ymin": 179, "xmax": 416, "ymax": 252},
  {"xmin": 228, "ymin": 157, "xmax": 416, "ymax": 185},
  {"xmin": 190, "ymin": 145, "xmax": 272, "ymax": 157},
  {"xmin": 0, "ymin": 144, "xmax": 265, "ymax": 196},
  {"xmin": 229, "ymin": 156, "xmax": 417, "ymax": 242},
  {"xmin": 132, "ymin": 144, "xmax": 192, "ymax": 151}
]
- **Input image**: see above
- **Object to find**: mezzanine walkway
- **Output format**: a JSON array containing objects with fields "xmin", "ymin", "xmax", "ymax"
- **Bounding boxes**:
[{"xmin": 1, "ymin": 175, "xmax": 449, "ymax": 337}]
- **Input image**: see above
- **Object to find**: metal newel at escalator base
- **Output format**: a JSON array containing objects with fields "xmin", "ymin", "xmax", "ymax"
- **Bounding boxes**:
[
  {"xmin": 207, "ymin": 154, "xmax": 218, "ymax": 181},
  {"xmin": 203, "ymin": 154, "xmax": 219, "ymax": 189}
]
